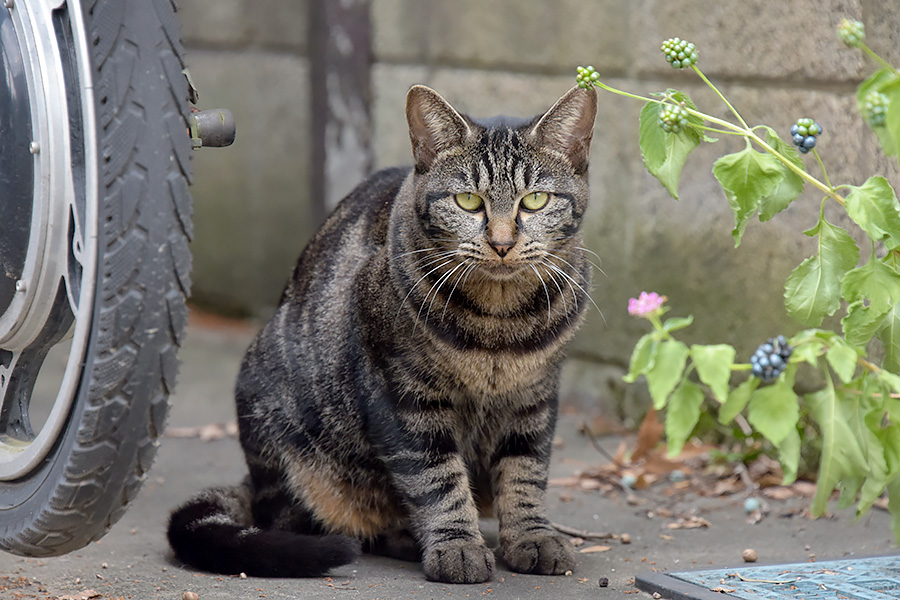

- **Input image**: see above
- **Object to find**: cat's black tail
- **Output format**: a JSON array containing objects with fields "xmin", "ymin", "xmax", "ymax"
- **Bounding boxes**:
[{"xmin": 167, "ymin": 486, "xmax": 360, "ymax": 577}]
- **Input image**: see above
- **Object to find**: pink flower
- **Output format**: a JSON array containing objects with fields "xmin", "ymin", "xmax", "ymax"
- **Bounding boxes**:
[{"xmin": 628, "ymin": 291, "xmax": 667, "ymax": 317}]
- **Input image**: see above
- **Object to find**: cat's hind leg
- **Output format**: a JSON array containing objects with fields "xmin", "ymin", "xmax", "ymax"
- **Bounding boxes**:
[{"xmin": 363, "ymin": 528, "xmax": 421, "ymax": 562}]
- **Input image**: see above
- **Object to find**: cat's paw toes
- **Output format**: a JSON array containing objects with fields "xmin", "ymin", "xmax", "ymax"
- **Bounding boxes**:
[
  {"xmin": 423, "ymin": 540, "xmax": 495, "ymax": 584},
  {"xmin": 502, "ymin": 533, "xmax": 576, "ymax": 575}
]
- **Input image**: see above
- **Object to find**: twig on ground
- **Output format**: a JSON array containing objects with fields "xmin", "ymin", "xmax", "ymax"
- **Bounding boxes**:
[{"xmin": 551, "ymin": 522, "xmax": 619, "ymax": 541}]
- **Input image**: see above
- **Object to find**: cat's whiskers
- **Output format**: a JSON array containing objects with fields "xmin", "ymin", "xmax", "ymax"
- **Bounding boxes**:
[
  {"xmin": 541, "ymin": 258, "xmax": 605, "ymax": 324},
  {"xmin": 528, "ymin": 264, "xmax": 552, "ymax": 327},
  {"xmin": 540, "ymin": 263, "xmax": 571, "ymax": 326},
  {"xmin": 543, "ymin": 250, "xmax": 593, "ymax": 287},
  {"xmin": 441, "ymin": 259, "xmax": 477, "ymax": 322},
  {"xmin": 392, "ymin": 246, "xmax": 443, "ymax": 262},
  {"xmin": 417, "ymin": 258, "xmax": 469, "ymax": 331},
  {"xmin": 394, "ymin": 256, "xmax": 459, "ymax": 327}
]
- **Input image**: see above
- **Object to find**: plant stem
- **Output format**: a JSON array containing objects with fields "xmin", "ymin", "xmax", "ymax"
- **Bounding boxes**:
[
  {"xmin": 692, "ymin": 65, "xmax": 750, "ymax": 130},
  {"xmin": 860, "ymin": 43, "xmax": 900, "ymax": 76},
  {"xmin": 679, "ymin": 105, "xmax": 848, "ymax": 207},
  {"xmin": 590, "ymin": 80, "xmax": 660, "ymax": 105},
  {"xmin": 812, "ymin": 148, "xmax": 835, "ymax": 192}
]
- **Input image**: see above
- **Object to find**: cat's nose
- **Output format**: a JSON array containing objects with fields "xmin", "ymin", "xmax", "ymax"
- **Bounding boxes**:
[
  {"xmin": 490, "ymin": 240, "xmax": 514, "ymax": 258},
  {"xmin": 487, "ymin": 219, "xmax": 516, "ymax": 258}
]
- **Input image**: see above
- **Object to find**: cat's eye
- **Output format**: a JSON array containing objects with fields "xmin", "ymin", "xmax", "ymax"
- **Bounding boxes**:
[
  {"xmin": 454, "ymin": 192, "xmax": 484, "ymax": 212},
  {"xmin": 520, "ymin": 192, "xmax": 550, "ymax": 211}
]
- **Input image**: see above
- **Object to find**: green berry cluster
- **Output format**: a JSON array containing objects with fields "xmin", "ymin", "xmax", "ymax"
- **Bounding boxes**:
[
  {"xmin": 838, "ymin": 18, "xmax": 865, "ymax": 48},
  {"xmin": 863, "ymin": 91, "xmax": 888, "ymax": 127},
  {"xmin": 661, "ymin": 38, "xmax": 698, "ymax": 69},
  {"xmin": 658, "ymin": 104, "xmax": 689, "ymax": 134},
  {"xmin": 576, "ymin": 65, "xmax": 600, "ymax": 89}
]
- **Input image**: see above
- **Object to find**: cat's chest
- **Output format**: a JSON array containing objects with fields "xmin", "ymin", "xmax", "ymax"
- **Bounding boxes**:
[{"xmin": 432, "ymin": 348, "xmax": 551, "ymax": 397}]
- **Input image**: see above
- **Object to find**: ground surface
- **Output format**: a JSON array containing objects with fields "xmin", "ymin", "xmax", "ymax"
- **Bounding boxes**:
[{"xmin": 1, "ymin": 313, "xmax": 895, "ymax": 600}]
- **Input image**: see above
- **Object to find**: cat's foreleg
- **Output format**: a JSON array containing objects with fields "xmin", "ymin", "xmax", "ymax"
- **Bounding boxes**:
[
  {"xmin": 374, "ymin": 411, "xmax": 495, "ymax": 584},
  {"xmin": 491, "ymin": 400, "xmax": 577, "ymax": 575}
]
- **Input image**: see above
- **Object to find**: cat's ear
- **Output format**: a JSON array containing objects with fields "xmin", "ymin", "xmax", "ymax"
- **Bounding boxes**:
[
  {"xmin": 406, "ymin": 85, "xmax": 471, "ymax": 172},
  {"xmin": 529, "ymin": 86, "xmax": 598, "ymax": 173}
]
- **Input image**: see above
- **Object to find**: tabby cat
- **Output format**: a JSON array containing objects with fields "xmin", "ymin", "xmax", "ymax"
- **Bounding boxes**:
[{"xmin": 168, "ymin": 84, "xmax": 599, "ymax": 584}]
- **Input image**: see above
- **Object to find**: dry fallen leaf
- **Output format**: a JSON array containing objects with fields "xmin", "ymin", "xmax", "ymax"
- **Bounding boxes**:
[
  {"xmin": 579, "ymin": 544, "xmax": 611, "ymax": 553},
  {"xmin": 665, "ymin": 516, "xmax": 711, "ymax": 530},
  {"xmin": 60, "ymin": 591, "xmax": 101, "ymax": 600},
  {"xmin": 631, "ymin": 408, "xmax": 664, "ymax": 462}
]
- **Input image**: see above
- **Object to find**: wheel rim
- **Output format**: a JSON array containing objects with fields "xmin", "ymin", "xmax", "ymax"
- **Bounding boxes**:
[{"xmin": 0, "ymin": 0, "xmax": 97, "ymax": 480}]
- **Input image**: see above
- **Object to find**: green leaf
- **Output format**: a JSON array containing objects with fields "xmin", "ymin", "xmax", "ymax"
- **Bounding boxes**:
[
  {"xmin": 777, "ymin": 427, "xmax": 801, "ymax": 486},
  {"xmin": 712, "ymin": 144, "xmax": 786, "ymax": 246},
  {"xmin": 806, "ymin": 377, "xmax": 872, "ymax": 517},
  {"xmin": 746, "ymin": 376, "xmax": 799, "ymax": 446},
  {"xmin": 842, "ymin": 254, "xmax": 900, "ymax": 311},
  {"xmin": 840, "ymin": 379, "xmax": 890, "ymax": 516},
  {"xmin": 645, "ymin": 340, "xmax": 690, "ymax": 409},
  {"xmin": 758, "ymin": 127, "xmax": 806, "ymax": 222},
  {"xmin": 624, "ymin": 334, "xmax": 658, "ymax": 383},
  {"xmin": 878, "ymin": 303, "xmax": 900, "ymax": 373},
  {"xmin": 665, "ymin": 380, "xmax": 704, "ymax": 457},
  {"xmin": 639, "ymin": 93, "xmax": 703, "ymax": 200},
  {"xmin": 825, "ymin": 337, "xmax": 859, "ymax": 384},
  {"xmin": 791, "ymin": 335, "xmax": 824, "ymax": 367},
  {"xmin": 844, "ymin": 176, "xmax": 900, "ymax": 250},
  {"xmin": 841, "ymin": 255, "xmax": 900, "ymax": 348},
  {"xmin": 663, "ymin": 315, "xmax": 694, "ymax": 333},
  {"xmin": 883, "ymin": 78, "xmax": 900, "ymax": 162},
  {"xmin": 888, "ymin": 477, "xmax": 900, "ymax": 542},
  {"xmin": 882, "ymin": 370, "xmax": 900, "ymax": 395},
  {"xmin": 718, "ymin": 377, "xmax": 758, "ymax": 425},
  {"xmin": 842, "ymin": 301, "xmax": 889, "ymax": 348},
  {"xmin": 690, "ymin": 344, "xmax": 736, "ymax": 404},
  {"xmin": 784, "ymin": 216, "xmax": 859, "ymax": 326}
]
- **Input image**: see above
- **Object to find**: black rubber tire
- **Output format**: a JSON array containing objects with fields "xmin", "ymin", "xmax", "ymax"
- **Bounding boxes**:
[{"xmin": 0, "ymin": 0, "xmax": 192, "ymax": 556}]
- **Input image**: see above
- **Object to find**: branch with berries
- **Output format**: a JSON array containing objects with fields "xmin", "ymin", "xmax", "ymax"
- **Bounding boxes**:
[{"xmin": 579, "ymin": 19, "xmax": 900, "ymax": 539}]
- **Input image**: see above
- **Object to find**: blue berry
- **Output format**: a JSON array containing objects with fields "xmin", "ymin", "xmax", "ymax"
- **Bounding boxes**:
[
  {"xmin": 790, "ymin": 118, "xmax": 822, "ymax": 155},
  {"xmin": 661, "ymin": 38, "xmax": 699, "ymax": 69},
  {"xmin": 750, "ymin": 336, "xmax": 793, "ymax": 383}
]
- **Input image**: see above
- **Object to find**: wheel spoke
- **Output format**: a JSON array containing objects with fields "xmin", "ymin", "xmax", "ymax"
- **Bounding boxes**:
[{"xmin": 0, "ymin": 282, "xmax": 74, "ymax": 444}]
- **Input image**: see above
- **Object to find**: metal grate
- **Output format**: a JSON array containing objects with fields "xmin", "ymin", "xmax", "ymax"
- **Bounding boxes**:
[{"xmin": 636, "ymin": 555, "xmax": 900, "ymax": 600}]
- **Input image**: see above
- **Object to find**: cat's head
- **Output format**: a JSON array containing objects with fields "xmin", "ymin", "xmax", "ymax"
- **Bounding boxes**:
[{"xmin": 404, "ymin": 85, "xmax": 598, "ymax": 281}]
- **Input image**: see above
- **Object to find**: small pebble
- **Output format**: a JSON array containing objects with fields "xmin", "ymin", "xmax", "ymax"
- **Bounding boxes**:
[
  {"xmin": 101, "ymin": 562, "xmax": 107, "ymax": 569},
  {"xmin": 669, "ymin": 469, "xmax": 686, "ymax": 482},
  {"xmin": 653, "ymin": 593, "xmax": 662, "ymax": 599},
  {"xmin": 239, "ymin": 572, "xmax": 248, "ymax": 579},
  {"xmin": 620, "ymin": 474, "xmax": 637, "ymax": 489},
  {"xmin": 598, "ymin": 577, "xmax": 609, "ymax": 588},
  {"xmin": 620, "ymin": 533, "xmax": 632, "ymax": 544},
  {"xmin": 182, "ymin": 592, "xmax": 199, "ymax": 600},
  {"xmin": 742, "ymin": 548, "xmax": 758, "ymax": 563},
  {"xmin": 743, "ymin": 497, "xmax": 760, "ymax": 513}
]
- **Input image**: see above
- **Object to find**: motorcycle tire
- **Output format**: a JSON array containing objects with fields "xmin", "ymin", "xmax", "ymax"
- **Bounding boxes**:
[{"xmin": 0, "ymin": 0, "xmax": 192, "ymax": 556}]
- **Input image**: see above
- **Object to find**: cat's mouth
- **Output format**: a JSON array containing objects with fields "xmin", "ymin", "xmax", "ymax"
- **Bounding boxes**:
[{"xmin": 478, "ymin": 261, "xmax": 527, "ymax": 278}]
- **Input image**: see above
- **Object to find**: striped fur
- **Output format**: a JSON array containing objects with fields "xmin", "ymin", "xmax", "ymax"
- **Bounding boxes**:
[{"xmin": 168, "ymin": 85, "xmax": 599, "ymax": 583}]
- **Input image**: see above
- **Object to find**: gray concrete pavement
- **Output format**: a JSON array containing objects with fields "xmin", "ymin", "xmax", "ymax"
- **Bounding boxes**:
[{"xmin": 1, "ymin": 313, "xmax": 895, "ymax": 599}]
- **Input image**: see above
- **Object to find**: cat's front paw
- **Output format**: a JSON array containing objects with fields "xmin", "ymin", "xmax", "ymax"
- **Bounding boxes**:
[
  {"xmin": 502, "ymin": 533, "xmax": 576, "ymax": 575},
  {"xmin": 423, "ymin": 540, "xmax": 495, "ymax": 584}
]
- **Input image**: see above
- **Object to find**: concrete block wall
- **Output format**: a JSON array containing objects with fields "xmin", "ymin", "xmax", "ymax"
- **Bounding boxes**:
[{"xmin": 178, "ymin": 0, "xmax": 900, "ymax": 422}]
